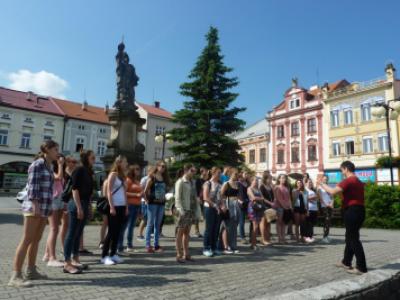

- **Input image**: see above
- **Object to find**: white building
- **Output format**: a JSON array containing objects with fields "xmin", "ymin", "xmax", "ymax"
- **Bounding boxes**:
[{"xmin": 0, "ymin": 87, "xmax": 65, "ymax": 190}]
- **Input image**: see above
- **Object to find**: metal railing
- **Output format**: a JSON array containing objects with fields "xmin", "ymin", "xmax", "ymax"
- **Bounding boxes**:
[{"xmin": 329, "ymin": 76, "xmax": 388, "ymax": 98}]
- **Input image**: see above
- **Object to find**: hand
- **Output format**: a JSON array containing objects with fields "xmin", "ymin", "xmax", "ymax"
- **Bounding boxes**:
[
  {"xmin": 58, "ymin": 156, "xmax": 65, "ymax": 165},
  {"xmin": 77, "ymin": 207, "xmax": 84, "ymax": 220},
  {"xmin": 110, "ymin": 206, "xmax": 116, "ymax": 216}
]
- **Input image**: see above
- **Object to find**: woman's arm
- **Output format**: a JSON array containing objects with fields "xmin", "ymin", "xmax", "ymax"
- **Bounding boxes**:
[
  {"xmin": 143, "ymin": 178, "xmax": 153, "ymax": 203},
  {"xmin": 107, "ymin": 172, "xmax": 117, "ymax": 209},
  {"xmin": 202, "ymin": 182, "xmax": 215, "ymax": 207}
]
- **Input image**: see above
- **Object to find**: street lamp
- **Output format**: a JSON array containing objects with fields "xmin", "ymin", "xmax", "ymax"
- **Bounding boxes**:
[
  {"xmin": 371, "ymin": 97, "xmax": 400, "ymax": 186},
  {"xmin": 155, "ymin": 132, "xmax": 172, "ymax": 160}
]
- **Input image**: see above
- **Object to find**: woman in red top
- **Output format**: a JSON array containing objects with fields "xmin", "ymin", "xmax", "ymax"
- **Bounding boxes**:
[
  {"xmin": 274, "ymin": 174, "xmax": 292, "ymax": 244},
  {"xmin": 317, "ymin": 160, "xmax": 367, "ymax": 275},
  {"xmin": 118, "ymin": 164, "xmax": 142, "ymax": 252}
]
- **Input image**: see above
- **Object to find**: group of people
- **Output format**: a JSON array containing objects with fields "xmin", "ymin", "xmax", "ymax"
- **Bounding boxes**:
[{"xmin": 8, "ymin": 139, "xmax": 368, "ymax": 289}]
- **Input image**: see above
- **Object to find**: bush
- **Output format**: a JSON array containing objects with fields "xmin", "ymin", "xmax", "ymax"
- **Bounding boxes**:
[
  {"xmin": 375, "ymin": 156, "xmax": 400, "ymax": 168},
  {"xmin": 364, "ymin": 183, "xmax": 400, "ymax": 229}
]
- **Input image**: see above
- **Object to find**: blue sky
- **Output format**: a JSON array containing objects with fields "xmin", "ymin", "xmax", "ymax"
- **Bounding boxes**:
[{"xmin": 1, "ymin": 0, "xmax": 400, "ymax": 126}]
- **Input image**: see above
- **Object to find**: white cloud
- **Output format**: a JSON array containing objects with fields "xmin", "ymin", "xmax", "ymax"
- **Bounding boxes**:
[{"xmin": 8, "ymin": 69, "xmax": 68, "ymax": 98}]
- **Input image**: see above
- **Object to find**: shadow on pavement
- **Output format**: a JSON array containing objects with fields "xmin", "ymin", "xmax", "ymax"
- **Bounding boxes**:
[{"xmin": 0, "ymin": 212, "xmax": 23, "ymax": 225}]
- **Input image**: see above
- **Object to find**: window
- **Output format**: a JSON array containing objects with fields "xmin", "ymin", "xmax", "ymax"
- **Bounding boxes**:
[
  {"xmin": 332, "ymin": 142, "xmax": 341, "ymax": 156},
  {"xmin": 1, "ymin": 113, "xmax": 11, "ymax": 120},
  {"xmin": 99, "ymin": 128, "xmax": 106, "ymax": 134},
  {"xmin": 291, "ymin": 122, "xmax": 299, "ymax": 136},
  {"xmin": 45, "ymin": 120, "xmax": 54, "ymax": 127},
  {"xmin": 330, "ymin": 110, "xmax": 339, "ymax": 127},
  {"xmin": 43, "ymin": 135, "xmax": 52, "ymax": 141},
  {"xmin": 0, "ymin": 129, "xmax": 8, "ymax": 145},
  {"xmin": 361, "ymin": 104, "xmax": 371, "ymax": 122},
  {"xmin": 24, "ymin": 116, "xmax": 33, "ymax": 124},
  {"xmin": 154, "ymin": 147, "xmax": 162, "ymax": 160},
  {"xmin": 307, "ymin": 118, "xmax": 316, "ymax": 133},
  {"xmin": 344, "ymin": 109, "xmax": 353, "ymax": 125},
  {"xmin": 20, "ymin": 133, "xmax": 31, "ymax": 148},
  {"xmin": 259, "ymin": 148, "xmax": 266, "ymax": 163},
  {"xmin": 289, "ymin": 98, "xmax": 300, "ymax": 109},
  {"xmin": 75, "ymin": 137, "xmax": 85, "ymax": 152},
  {"xmin": 345, "ymin": 140, "xmax": 355, "ymax": 155},
  {"xmin": 97, "ymin": 140, "xmax": 107, "ymax": 156},
  {"xmin": 249, "ymin": 149, "xmax": 256, "ymax": 164},
  {"xmin": 291, "ymin": 147, "xmax": 300, "ymax": 163},
  {"xmin": 78, "ymin": 125, "xmax": 85, "ymax": 130},
  {"xmin": 155, "ymin": 126, "xmax": 166, "ymax": 136},
  {"xmin": 378, "ymin": 134, "xmax": 389, "ymax": 152},
  {"xmin": 277, "ymin": 149, "xmax": 285, "ymax": 164},
  {"xmin": 277, "ymin": 125, "xmax": 285, "ymax": 138},
  {"xmin": 362, "ymin": 137, "xmax": 373, "ymax": 153},
  {"xmin": 308, "ymin": 145, "xmax": 317, "ymax": 161}
]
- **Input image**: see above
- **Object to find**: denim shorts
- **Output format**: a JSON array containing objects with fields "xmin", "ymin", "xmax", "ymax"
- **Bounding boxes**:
[{"xmin": 52, "ymin": 196, "xmax": 64, "ymax": 210}]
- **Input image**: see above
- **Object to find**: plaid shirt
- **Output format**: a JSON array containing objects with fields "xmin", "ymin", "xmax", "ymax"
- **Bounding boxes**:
[{"xmin": 23, "ymin": 158, "xmax": 54, "ymax": 217}]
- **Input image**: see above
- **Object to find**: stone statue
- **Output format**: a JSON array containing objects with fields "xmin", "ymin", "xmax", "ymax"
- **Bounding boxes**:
[
  {"xmin": 102, "ymin": 42, "xmax": 146, "ymax": 169},
  {"xmin": 291, "ymin": 77, "xmax": 298, "ymax": 88},
  {"xmin": 115, "ymin": 42, "xmax": 139, "ymax": 109}
]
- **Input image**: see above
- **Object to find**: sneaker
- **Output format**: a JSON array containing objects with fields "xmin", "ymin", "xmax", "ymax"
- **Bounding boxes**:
[
  {"xmin": 335, "ymin": 261, "xmax": 351, "ymax": 270},
  {"xmin": 42, "ymin": 256, "xmax": 49, "ymax": 262},
  {"xmin": 347, "ymin": 268, "xmax": 366, "ymax": 275},
  {"xmin": 304, "ymin": 237, "xmax": 312, "ymax": 243},
  {"xmin": 321, "ymin": 237, "xmax": 330, "ymax": 244},
  {"xmin": 223, "ymin": 248, "xmax": 234, "ymax": 255},
  {"xmin": 8, "ymin": 272, "xmax": 32, "ymax": 288},
  {"xmin": 233, "ymin": 249, "xmax": 240, "ymax": 254},
  {"xmin": 137, "ymin": 236, "xmax": 145, "ymax": 241},
  {"xmin": 240, "ymin": 238, "xmax": 249, "ymax": 245},
  {"xmin": 309, "ymin": 237, "xmax": 315, "ymax": 243},
  {"xmin": 25, "ymin": 266, "xmax": 48, "ymax": 280},
  {"xmin": 47, "ymin": 260, "xmax": 65, "ymax": 267},
  {"xmin": 154, "ymin": 246, "xmax": 164, "ymax": 253},
  {"xmin": 126, "ymin": 247, "xmax": 134, "ymax": 253},
  {"xmin": 146, "ymin": 247, "xmax": 155, "ymax": 253},
  {"xmin": 110, "ymin": 255, "xmax": 123, "ymax": 264},
  {"xmin": 101, "ymin": 256, "xmax": 115, "ymax": 265},
  {"xmin": 202, "ymin": 250, "xmax": 213, "ymax": 257}
]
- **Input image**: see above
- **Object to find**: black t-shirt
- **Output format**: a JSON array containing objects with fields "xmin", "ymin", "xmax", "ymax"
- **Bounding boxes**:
[
  {"xmin": 196, "ymin": 178, "xmax": 205, "ymax": 198},
  {"xmin": 71, "ymin": 166, "xmax": 94, "ymax": 202},
  {"xmin": 260, "ymin": 184, "xmax": 274, "ymax": 209}
]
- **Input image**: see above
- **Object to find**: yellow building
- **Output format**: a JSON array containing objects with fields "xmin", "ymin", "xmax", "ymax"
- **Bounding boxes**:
[{"xmin": 322, "ymin": 64, "xmax": 400, "ymax": 184}]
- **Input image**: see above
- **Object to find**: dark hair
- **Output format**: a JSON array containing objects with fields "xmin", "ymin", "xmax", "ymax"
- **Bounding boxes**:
[
  {"xmin": 340, "ymin": 160, "xmax": 355, "ymax": 173},
  {"xmin": 295, "ymin": 179, "xmax": 304, "ymax": 191},
  {"xmin": 176, "ymin": 168, "xmax": 184, "ymax": 180},
  {"xmin": 148, "ymin": 160, "xmax": 170, "ymax": 187},
  {"xmin": 35, "ymin": 140, "xmax": 59, "ymax": 160},
  {"xmin": 52, "ymin": 154, "xmax": 65, "ymax": 174},
  {"xmin": 80, "ymin": 149, "xmax": 94, "ymax": 175},
  {"xmin": 127, "ymin": 164, "xmax": 141, "ymax": 181}
]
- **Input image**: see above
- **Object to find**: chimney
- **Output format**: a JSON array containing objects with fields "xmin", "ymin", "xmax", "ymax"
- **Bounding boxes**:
[
  {"xmin": 385, "ymin": 62, "xmax": 396, "ymax": 82},
  {"xmin": 26, "ymin": 91, "xmax": 35, "ymax": 101},
  {"xmin": 154, "ymin": 101, "xmax": 160, "ymax": 108},
  {"xmin": 104, "ymin": 103, "xmax": 109, "ymax": 113},
  {"xmin": 82, "ymin": 100, "xmax": 88, "ymax": 111}
]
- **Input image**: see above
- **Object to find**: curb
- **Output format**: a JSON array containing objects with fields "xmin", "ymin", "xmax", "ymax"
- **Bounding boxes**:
[{"xmin": 257, "ymin": 259, "xmax": 400, "ymax": 300}]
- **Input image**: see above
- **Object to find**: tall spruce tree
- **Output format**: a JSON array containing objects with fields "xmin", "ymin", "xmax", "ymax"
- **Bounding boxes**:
[{"xmin": 170, "ymin": 26, "xmax": 245, "ymax": 169}]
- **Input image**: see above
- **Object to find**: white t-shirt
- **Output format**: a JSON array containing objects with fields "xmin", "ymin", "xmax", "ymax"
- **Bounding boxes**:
[
  {"xmin": 111, "ymin": 177, "xmax": 126, "ymax": 206},
  {"xmin": 140, "ymin": 176, "xmax": 148, "ymax": 203},
  {"xmin": 318, "ymin": 187, "xmax": 333, "ymax": 208},
  {"xmin": 307, "ymin": 188, "xmax": 318, "ymax": 211}
]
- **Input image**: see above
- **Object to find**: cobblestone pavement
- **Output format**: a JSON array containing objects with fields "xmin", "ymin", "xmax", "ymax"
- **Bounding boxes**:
[{"xmin": 1, "ymin": 207, "xmax": 400, "ymax": 300}]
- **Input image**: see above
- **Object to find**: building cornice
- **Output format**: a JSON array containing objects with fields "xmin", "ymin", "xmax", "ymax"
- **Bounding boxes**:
[{"xmin": 267, "ymin": 104, "xmax": 323, "ymax": 122}]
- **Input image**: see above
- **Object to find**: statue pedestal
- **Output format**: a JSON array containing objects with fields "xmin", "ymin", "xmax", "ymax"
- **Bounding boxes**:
[{"xmin": 101, "ymin": 103, "xmax": 146, "ymax": 171}]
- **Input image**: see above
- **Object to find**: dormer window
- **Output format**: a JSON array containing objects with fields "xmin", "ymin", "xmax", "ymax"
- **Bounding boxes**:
[{"xmin": 289, "ymin": 98, "xmax": 300, "ymax": 109}]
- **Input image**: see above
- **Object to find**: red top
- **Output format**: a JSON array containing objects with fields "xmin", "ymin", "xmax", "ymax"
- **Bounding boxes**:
[
  {"xmin": 337, "ymin": 176, "xmax": 364, "ymax": 208},
  {"xmin": 126, "ymin": 178, "xmax": 142, "ymax": 206}
]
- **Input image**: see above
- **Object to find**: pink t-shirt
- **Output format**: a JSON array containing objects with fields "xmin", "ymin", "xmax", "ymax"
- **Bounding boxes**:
[
  {"xmin": 53, "ymin": 178, "xmax": 64, "ymax": 199},
  {"xmin": 274, "ymin": 185, "xmax": 291, "ymax": 209}
]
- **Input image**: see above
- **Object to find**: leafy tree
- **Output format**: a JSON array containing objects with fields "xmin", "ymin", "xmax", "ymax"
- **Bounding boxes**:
[{"xmin": 169, "ymin": 26, "xmax": 245, "ymax": 170}]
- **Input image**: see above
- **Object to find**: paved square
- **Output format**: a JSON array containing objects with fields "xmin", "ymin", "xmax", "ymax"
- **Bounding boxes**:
[{"xmin": 0, "ymin": 205, "xmax": 400, "ymax": 300}]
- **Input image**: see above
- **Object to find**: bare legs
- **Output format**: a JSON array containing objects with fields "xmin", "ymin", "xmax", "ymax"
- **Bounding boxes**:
[{"xmin": 44, "ymin": 210, "xmax": 63, "ymax": 262}]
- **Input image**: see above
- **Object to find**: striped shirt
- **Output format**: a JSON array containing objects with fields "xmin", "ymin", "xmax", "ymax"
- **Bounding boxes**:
[{"xmin": 22, "ymin": 158, "xmax": 54, "ymax": 217}]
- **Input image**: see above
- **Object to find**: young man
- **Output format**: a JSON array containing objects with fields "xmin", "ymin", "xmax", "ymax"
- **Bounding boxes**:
[
  {"xmin": 318, "ymin": 175, "xmax": 334, "ymax": 243},
  {"xmin": 317, "ymin": 161, "xmax": 367, "ymax": 275},
  {"xmin": 175, "ymin": 164, "xmax": 197, "ymax": 263}
]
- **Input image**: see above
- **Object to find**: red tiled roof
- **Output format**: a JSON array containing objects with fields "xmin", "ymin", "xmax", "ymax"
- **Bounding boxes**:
[
  {"xmin": 308, "ymin": 79, "xmax": 349, "ymax": 97},
  {"xmin": 0, "ymin": 87, "xmax": 65, "ymax": 116},
  {"xmin": 137, "ymin": 102, "xmax": 172, "ymax": 119},
  {"xmin": 53, "ymin": 98, "xmax": 109, "ymax": 124}
]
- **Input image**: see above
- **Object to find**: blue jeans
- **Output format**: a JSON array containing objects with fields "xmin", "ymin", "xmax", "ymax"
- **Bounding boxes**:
[
  {"xmin": 203, "ymin": 206, "xmax": 221, "ymax": 251},
  {"xmin": 118, "ymin": 204, "xmax": 140, "ymax": 249},
  {"xmin": 239, "ymin": 208, "xmax": 246, "ymax": 239},
  {"xmin": 145, "ymin": 204, "xmax": 164, "ymax": 248},
  {"xmin": 64, "ymin": 199, "xmax": 89, "ymax": 261}
]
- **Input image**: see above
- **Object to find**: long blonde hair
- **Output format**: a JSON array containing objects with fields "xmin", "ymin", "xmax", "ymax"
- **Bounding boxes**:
[{"xmin": 110, "ymin": 155, "xmax": 127, "ymax": 180}]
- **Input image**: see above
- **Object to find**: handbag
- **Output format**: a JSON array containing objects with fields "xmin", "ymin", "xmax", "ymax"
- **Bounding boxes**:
[
  {"xmin": 96, "ymin": 180, "xmax": 124, "ymax": 214},
  {"xmin": 220, "ymin": 196, "xmax": 230, "ymax": 220},
  {"xmin": 252, "ymin": 200, "xmax": 266, "ymax": 212}
]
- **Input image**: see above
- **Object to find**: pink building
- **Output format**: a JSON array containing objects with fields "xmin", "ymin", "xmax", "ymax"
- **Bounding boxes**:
[{"xmin": 267, "ymin": 79, "xmax": 348, "ymax": 179}]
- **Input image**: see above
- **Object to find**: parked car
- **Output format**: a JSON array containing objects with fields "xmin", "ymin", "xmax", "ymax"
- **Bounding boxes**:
[{"xmin": 16, "ymin": 184, "xmax": 28, "ymax": 203}]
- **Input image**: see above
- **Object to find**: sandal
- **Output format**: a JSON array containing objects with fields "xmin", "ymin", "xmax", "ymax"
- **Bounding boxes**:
[
  {"xmin": 176, "ymin": 256, "xmax": 186, "ymax": 264},
  {"xmin": 184, "ymin": 255, "xmax": 195, "ymax": 262},
  {"xmin": 72, "ymin": 263, "xmax": 89, "ymax": 270},
  {"xmin": 63, "ymin": 267, "xmax": 82, "ymax": 274}
]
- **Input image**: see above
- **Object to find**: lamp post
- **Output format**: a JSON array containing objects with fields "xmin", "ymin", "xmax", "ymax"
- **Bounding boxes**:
[
  {"xmin": 155, "ymin": 132, "xmax": 171, "ymax": 160},
  {"xmin": 371, "ymin": 98, "xmax": 400, "ymax": 186}
]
